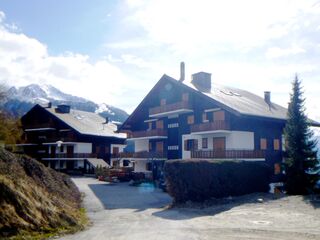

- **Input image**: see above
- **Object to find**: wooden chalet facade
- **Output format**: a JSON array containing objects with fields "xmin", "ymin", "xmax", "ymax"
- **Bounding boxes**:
[
  {"xmin": 20, "ymin": 104, "xmax": 126, "ymax": 174},
  {"xmin": 116, "ymin": 64, "xmax": 319, "ymax": 181}
]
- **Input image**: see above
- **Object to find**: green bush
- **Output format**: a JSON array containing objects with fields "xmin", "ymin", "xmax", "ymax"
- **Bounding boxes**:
[{"xmin": 164, "ymin": 160, "xmax": 271, "ymax": 203}]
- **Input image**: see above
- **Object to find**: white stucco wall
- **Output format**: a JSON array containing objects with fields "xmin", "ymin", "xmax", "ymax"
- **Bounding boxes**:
[
  {"xmin": 74, "ymin": 143, "xmax": 92, "ymax": 153},
  {"xmin": 134, "ymin": 160, "xmax": 149, "ymax": 172},
  {"xmin": 182, "ymin": 131, "xmax": 254, "ymax": 159},
  {"xmin": 226, "ymin": 131, "xmax": 254, "ymax": 150},
  {"xmin": 134, "ymin": 139, "xmax": 149, "ymax": 152}
]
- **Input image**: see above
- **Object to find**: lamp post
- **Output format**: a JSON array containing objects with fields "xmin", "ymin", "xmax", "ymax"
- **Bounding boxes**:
[{"xmin": 56, "ymin": 140, "xmax": 63, "ymax": 172}]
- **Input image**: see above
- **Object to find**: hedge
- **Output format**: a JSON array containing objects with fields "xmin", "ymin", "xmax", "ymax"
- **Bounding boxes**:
[{"xmin": 164, "ymin": 160, "xmax": 271, "ymax": 203}]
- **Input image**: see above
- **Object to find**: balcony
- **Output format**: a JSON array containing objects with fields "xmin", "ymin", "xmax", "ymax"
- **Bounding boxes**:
[
  {"xmin": 112, "ymin": 151, "xmax": 167, "ymax": 159},
  {"xmin": 42, "ymin": 153, "xmax": 97, "ymax": 160},
  {"xmin": 130, "ymin": 129, "xmax": 167, "ymax": 139},
  {"xmin": 191, "ymin": 149, "xmax": 265, "ymax": 159},
  {"xmin": 191, "ymin": 120, "xmax": 230, "ymax": 134},
  {"xmin": 149, "ymin": 101, "xmax": 193, "ymax": 117}
]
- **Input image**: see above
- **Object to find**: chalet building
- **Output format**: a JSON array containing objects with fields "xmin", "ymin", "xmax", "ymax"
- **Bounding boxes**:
[
  {"xmin": 116, "ymin": 63, "xmax": 319, "ymax": 181},
  {"xmin": 20, "ymin": 104, "xmax": 126, "ymax": 173}
]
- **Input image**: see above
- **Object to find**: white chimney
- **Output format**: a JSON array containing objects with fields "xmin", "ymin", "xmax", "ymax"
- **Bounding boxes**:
[{"xmin": 179, "ymin": 62, "xmax": 185, "ymax": 82}]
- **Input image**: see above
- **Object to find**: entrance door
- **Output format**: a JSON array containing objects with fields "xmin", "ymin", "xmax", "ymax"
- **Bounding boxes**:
[{"xmin": 213, "ymin": 137, "xmax": 226, "ymax": 158}]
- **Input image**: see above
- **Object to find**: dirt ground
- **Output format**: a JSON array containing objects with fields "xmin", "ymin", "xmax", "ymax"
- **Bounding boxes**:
[{"xmin": 57, "ymin": 177, "xmax": 320, "ymax": 240}]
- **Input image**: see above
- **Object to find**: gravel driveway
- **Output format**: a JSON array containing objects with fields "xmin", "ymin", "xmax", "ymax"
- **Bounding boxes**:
[{"xmin": 58, "ymin": 177, "xmax": 320, "ymax": 240}]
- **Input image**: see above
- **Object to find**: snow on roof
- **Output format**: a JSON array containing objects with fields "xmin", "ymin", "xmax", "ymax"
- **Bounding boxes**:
[
  {"xmin": 181, "ymin": 80, "xmax": 288, "ymax": 120},
  {"xmin": 45, "ymin": 107, "xmax": 126, "ymax": 138}
]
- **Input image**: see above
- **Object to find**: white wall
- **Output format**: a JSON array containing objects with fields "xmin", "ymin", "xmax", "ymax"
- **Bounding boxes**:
[
  {"xmin": 226, "ymin": 131, "xmax": 254, "ymax": 150},
  {"xmin": 134, "ymin": 139, "xmax": 149, "ymax": 152},
  {"xmin": 74, "ymin": 143, "xmax": 92, "ymax": 153},
  {"xmin": 182, "ymin": 131, "xmax": 254, "ymax": 159},
  {"xmin": 134, "ymin": 160, "xmax": 149, "ymax": 172}
]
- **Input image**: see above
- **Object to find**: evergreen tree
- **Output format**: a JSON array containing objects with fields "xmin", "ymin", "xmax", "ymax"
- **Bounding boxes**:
[{"xmin": 284, "ymin": 75, "xmax": 319, "ymax": 194}]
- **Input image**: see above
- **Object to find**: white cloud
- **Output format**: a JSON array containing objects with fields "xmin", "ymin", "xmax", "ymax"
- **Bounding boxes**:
[
  {"xmin": 265, "ymin": 45, "xmax": 306, "ymax": 59},
  {"xmin": 0, "ymin": 17, "xmax": 143, "ymax": 111},
  {"xmin": 124, "ymin": 0, "xmax": 319, "ymax": 53}
]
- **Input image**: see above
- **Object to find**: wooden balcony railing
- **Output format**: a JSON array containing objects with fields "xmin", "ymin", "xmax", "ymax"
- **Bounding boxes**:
[
  {"xmin": 191, "ymin": 150, "xmax": 265, "ymax": 159},
  {"xmin": 112, "ymin": 151, "xmax": 167, "ymax": 159},
  {"xmin": 131, "ymin": 129, "xmax": 167, "ymax": 138},
  {"xmin": 149, "ymin": 101, "xmax": 191, "ymax": 115},
  {"xmin": 191, "ymin": 120, "xmax": 230, "ymax": 133},
  {"xmin": 44, "ymin": 153, "xmax": 97, "ymax": 159}
]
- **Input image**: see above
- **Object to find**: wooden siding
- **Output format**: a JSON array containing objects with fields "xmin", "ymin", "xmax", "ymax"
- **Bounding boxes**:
[
  {"xmin": 131, "ymin": 129, "xmax": 167, "ymax": 138},
  {"xmin": 113, "ymin": 151, "xmax": 167, "ymax": 159},
  {"xmin": 191, "ymin": 120, "xmax": 230, "ymax": 132},
  {"xmin": 149, "ymin": 101, "xmax": 191, "ymax": 115}
]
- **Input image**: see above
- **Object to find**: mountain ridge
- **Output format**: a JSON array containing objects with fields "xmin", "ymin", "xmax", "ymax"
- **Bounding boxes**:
[{"xmin": 2, "ymin": 84, "xmax": 129, "ymax": 123}]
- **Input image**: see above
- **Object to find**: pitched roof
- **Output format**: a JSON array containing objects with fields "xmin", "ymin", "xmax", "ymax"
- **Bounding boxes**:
[
  {"xmin": 182, "ymin": 80, "xmax": 288, "ymax": 120},
  {"xmin": 120, "ymin": 74, "xmax": 320, "ymax": 130},
  {"xmin": 44, "ymin": 107, "xmax": 126, "ymax": 138}
]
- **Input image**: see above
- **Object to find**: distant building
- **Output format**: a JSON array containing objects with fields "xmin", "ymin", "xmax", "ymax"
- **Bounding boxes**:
[
  {"xmin": 19, "ymin": 104, "xmax": 126, "ymax": 174},
  {"xmin": 115, "ymin": 63, "xmax": 320, "ymax": 181}
]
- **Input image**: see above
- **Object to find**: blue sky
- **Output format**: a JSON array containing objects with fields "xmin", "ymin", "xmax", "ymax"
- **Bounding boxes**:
[{"xmin": 0, "ymin": 0, "xmax": 320, "ymax": 122}]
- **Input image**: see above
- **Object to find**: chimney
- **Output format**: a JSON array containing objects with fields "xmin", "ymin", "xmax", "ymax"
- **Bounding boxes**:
[
  {"xmin": 179, "ymin": 62, "xmax": 185, "ymax": 82},
  {"xmin": 191, "ymin": 72, "xmax": 212, "ymax": 92},
  {"xmin": 264, "ymin": 91, "xmax": 271, "ymax": 105},
  {"xmin": 55, "ymin": 104, "xmax": 71, "ymax": 113},
  {"xmin": 47, "ymin": 102, "xmax": 52, "ymax": 108}
]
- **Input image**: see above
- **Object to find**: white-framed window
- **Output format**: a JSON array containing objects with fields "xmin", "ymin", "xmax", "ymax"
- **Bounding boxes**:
[
  {"xmin": 168, "ymin": 145, "xmax": 179, "ymax": 150},
  {"xmin": 168, "ymin": 123, "xmax": 179, "ymax": 128}
]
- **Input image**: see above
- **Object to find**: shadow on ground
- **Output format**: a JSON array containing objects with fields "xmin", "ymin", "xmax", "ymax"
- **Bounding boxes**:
[
  {"xmin": 303, "ymin": 195, "xmax": 320, "ymax": 208},
  {"xmin": 88, "ymin": 182, "xmax": 172, "ymax": 211},
  {"xmin": 152, "ymin": 192, "xmax": 286, "ymax": 220}
]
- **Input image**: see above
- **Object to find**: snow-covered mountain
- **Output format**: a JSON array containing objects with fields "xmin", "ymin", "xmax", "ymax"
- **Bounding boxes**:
[{"xmin": 2, "ymin": 84, "xmax": 129, "ymax": 123}]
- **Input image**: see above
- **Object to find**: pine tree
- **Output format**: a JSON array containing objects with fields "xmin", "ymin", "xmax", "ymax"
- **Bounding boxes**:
[{"xmin": 284, "ymin": 75, "xmax": 319, "ymax": 194}]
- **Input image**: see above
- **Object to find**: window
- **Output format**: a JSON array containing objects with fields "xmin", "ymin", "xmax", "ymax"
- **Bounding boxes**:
[
  {"xmin": 112, "ymin": 147, "xmax": 119, "ymax": 155},
  {"xmin": 260, "ymin": 138, "xmax": 267, "ymax": 150},
  {"xmin": 160, "ymin": 98, "xmax": 166, "ymax": 106},
  {"xmin": 273, "ymin": 139, "xmax": 280, "ymax": 150},
  {"xmin": 60, "ymin": 145, "xmax": 64, "ymax": 153},
  {"xmin": 149, "ymin": 142, "xmax": 152, "ymax": 151},
  {"xmin": 147, "ymin": 122, "xmax": 152, "ymax": 130},
  {"xmin": 274, "ymin": 163, "xmax": 281, "ymax": 175},
  {"xmin": 168, "ymin": 123, "xmax": 179, "ymax": 128},
  {"xmin": 182, "ymin": 93, "xmax": 189, "ymax": 101},
  {"xmin": 184, "ymin": 139, "xmax": 198, "ymax": 151},
  {"xmin": 202, "ymin": 138, "xmax": 208, "ymax": 149},
  {"xmin": 156, "ymin": 120, "xmax": 164, "ymax": 129},
  {"xmin": 156, "ymin": 141, "xmax": 164, "ymax": 152},
  {"xmin": 187, "ymin": 115, "xmax": 194, "ymax": 124},
  {"xmin": 213, "ymin": 110, "xmax": 225, "ymax": 121},
  {"xmin": 202, "ymin": 113, "xmax": 208, "ymax": 122},
  {"xmin": 168, "ymin": 145, "xmax": 179, "ymax": 150}
]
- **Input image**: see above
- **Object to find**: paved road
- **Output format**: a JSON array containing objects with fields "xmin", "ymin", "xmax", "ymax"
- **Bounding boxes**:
[{"xmin": 58, "ymin": 177, "xmax": 320, "ymax": 240}]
